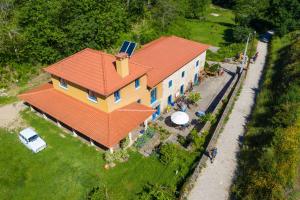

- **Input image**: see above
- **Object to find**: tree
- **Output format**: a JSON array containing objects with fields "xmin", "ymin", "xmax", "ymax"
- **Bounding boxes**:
[
  {"xmin": 151, "ymin": 0, "xmax": 178, "ymax": 31},
  {"xmin": 186, "ymin": 0, "xmax": 211, "ymax": 19}
]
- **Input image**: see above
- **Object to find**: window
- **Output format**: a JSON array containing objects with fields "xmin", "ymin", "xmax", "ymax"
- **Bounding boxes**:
[
  {"xmin": 59, "ymin": 78, "xmax": 68, "ymax": 89},
  {"xmin": 135, "ymin": 79, "xmax": 140, "ymax": 89},
  {"xmin": 168, "ymin": 95, "xmax": 172, "ymax": 105},
  {"xmin": 87, "ymin": 90, "xmax": 97, "ymax": 103},
  {"xmin": 114, "ymin": 90, "xmax": 121, "ymax": 102},
  {"xmin": 181, "ymin": 71, "xmax": 185, "ymax": 78},
  {"xmin": 168, "ymin": 80, "xmax": 172, "ymax": 88},
  {"xmin": 137, "ymin": 99, "xmax": 141, "ymax": 104},
  {"xmin": 196, "ymin": 60, "xmax": 199, "ymax": 67},
  {"xmin": 150, "ymin": 88, "xmax": 157, "ymax": 104},
  {"xmin": 180, "ymin": 85, "xmax": 184, "ymax": 95}
]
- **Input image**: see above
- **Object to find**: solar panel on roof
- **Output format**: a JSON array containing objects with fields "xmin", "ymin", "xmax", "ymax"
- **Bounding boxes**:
[
  {"xmin": 119, "ymin": 41, "xmax": 137, "ymax": 57},
  {"xmin": 126, "ymin": 42, "xmax": 136, "ymax": 57},
  {"xmin": 119, "ymin": 41, "xmax": 130, "ymax": 53}
]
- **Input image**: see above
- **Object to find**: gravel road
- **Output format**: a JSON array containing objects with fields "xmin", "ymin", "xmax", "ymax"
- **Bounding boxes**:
[{"xmin": 188, "ymin": 41, "xmax": 268, "ymax": 200}]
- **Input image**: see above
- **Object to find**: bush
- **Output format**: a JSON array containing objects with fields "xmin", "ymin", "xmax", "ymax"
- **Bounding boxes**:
[
  {"xmin": 187, "ymin": 92, "xmax": 201, "ymax": 104},
  {"xmin": 86, "ymin": 185, "xmax": 110, "ymax": 200},
  {"xmin": 188, "ymin": 129, "xmax": 209, "ymax": 151},
  {"xmin": 120, "ymin": 136, "xmax": 130, "ymax": 149},
  {"xmin": 104, "ymin": 149, "xmax": 129, "ymax": 164},
  {"xmin": 232, "ymin": 26, "xmax": 252, "ymax": 43},
  {"xmin": 138, "ymin": 183, "xmax": 176, "ymax": 200},
  {"xmin": 198, "ymin": 113, "xmax": 215, "ymax": 124}
]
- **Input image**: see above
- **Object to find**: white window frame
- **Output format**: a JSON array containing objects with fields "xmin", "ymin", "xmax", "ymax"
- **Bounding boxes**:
[
  {"xmin": 59, "ymin": 78, "xmax": 68, "ymax": 89},
  {"xmin": 87, "ymin": 90, "xmax": 98, "ymax": 103}
]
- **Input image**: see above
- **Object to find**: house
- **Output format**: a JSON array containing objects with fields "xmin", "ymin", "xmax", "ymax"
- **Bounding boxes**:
[{"xmin": 19, "ymin": 36, "xmax": 209, "ymax": 151}]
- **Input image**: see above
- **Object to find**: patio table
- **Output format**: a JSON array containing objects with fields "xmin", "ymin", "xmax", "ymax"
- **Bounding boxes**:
[{"xmin": 171, "ymin": 111, "xmax": 189, "ymax": 125}]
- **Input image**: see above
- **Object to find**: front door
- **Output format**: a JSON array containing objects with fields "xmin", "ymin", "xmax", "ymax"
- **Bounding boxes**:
[
  {"xmin": 152, "ymin": 105, "xmax": 161, "ymax": 120},
  {"xmin": 194, "ymin": 73, "xmax": 199, "ymax": 84},
  {"xmin": 168, "ymin": 95, "xmax": 172, "ymax": 105},
  {"xmin": 180, "ymin": 84, "xmax": 184, "ymax": 95}
]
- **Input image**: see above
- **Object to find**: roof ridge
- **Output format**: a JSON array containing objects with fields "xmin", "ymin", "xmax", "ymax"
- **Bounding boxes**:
[
  {"xmin": 18, "ymin": 87, "xmax": 53, "ymax": 97},
  {"xmin": 101, "ymin": 53, "xmax": 108, "ymax": 95},
  {"xmin": 44, "ymin": 48, "xmax": 91, "ymax": 72},
  {"xmin": 134, "ymin": 36, "xmax": 169, "ymax": 55}
]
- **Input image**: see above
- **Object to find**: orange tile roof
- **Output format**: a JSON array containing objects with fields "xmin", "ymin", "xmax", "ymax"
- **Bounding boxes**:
[
  {"xmin": 132, "ymin": 36, "xmax": 210, "ymax": 87},
  {"xmin": 19, "ymin": 83, "xmax": 154, "ymax": 148},
  {"xmin": 44, "ymin": 48, "xmax": 149, "ymax": 96}
]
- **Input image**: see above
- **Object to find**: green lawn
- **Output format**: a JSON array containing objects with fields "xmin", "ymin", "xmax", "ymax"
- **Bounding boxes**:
[
  {"xmin": 187, "ymin": 5, "xmax": 235, "ymax": 46},
  {"xmin": 0, "ymin": 110, "xmax": 192, "ymax": 200}
]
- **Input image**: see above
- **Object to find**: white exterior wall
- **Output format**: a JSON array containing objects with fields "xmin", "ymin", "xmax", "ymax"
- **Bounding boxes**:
[{"xmin": 160, "ymin": 51, "xmax": 206, "ymax": 110}]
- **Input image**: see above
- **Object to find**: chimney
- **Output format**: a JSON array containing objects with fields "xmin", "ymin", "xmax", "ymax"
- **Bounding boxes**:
[{"xmin": 115, "ymin": 52, "xmax": 129, "ymax": 77}]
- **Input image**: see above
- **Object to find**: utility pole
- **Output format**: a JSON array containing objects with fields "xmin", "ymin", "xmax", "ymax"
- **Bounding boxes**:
[
  {"xmin": 241, "ymin": 33, "xmax": 251, "ymax": 71},
  {"xmin": 246, "ymin": 31, "xmax": 256, "ymax": 70}
]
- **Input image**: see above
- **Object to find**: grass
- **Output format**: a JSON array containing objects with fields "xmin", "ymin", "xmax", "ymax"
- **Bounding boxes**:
[
  {"xmin": 187, "ymin": 5, "xmax": 235, "ymax": 46},
  {"xmin": 0, "ymin": 96, "xmax": 18, "ymax": 106},
  {"xmin": 0, "ymin": 110, "xmax": 193, "ymax": 200}
]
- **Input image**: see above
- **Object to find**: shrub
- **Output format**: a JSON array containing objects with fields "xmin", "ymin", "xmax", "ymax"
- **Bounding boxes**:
[
  {"xmin": 187, "ymin": 92, "xmax": 201, "ymax": 104},
  {"xmin": 120, "ymin": 136, "xmax": 130, "ymax": 149},
  {"xmin": 231, "ymin": 26, "xmax": 252, "ymax": 43},
  {"xmin": 198, "ymin": 113, "xmax": 215, "ymax": 123},
  {"xmin": 86, "ymin": 185, "xmax": 110, "ymax": 200},
  {"xmin": 138, "ymin": 183, "xmax": 176, "ymax": 200},
  {"xmin": 104, "ymin": 149, "xmax": 129, "ymax": 164}
]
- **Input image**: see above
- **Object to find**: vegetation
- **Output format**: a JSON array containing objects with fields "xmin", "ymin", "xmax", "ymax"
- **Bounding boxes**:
[
  {"xmin": 198, "ymin": 113, "xmax": 216, "ymax": 124},
  {"xmin": 134, "ymin": 127, "xmax": 155, "ymax": 149},
  {"xmin": 138, "ymin": 183, "xmax": 176, "ymax": 200},
  {"xmin": 0, "ymin": 110, "xmax": 191, "ymax": 200},
  {"xmin": 150, "ymin": 123, "xmax": 172, "ymax": 140},
  {"xmin": 231, "ymin": 33, "xmax": 300, "ymax": 199},
  {"xmin": 187, "ymin": 92, "xmax": 201, "ymax": 104},
  {"xmin": 233, "ymin": 0, "xmax": 300, "ymax": 35},
  {"xmin": 204, "ymin": 63, "xmax": 221, "ymax": 74}
]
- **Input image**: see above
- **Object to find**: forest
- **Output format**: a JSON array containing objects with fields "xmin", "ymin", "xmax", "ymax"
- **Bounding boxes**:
[
  {"xmin": 0, "ymin": 0, "xmax": 299, "ymax": 88},
  {"xmin": 0, "ymin": 0, "xmax": 300, "ymax": 199}
]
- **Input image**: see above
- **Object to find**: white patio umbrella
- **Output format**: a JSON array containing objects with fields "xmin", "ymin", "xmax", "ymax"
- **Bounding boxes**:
[{"xmin": 171, "ymin": 111, "xmax": 189, "ymax": 125}]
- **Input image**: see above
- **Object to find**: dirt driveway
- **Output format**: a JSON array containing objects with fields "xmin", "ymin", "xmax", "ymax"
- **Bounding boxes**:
[{"xmin": 0, "ymin": 102, "xmax": 25, "ymax": 130}]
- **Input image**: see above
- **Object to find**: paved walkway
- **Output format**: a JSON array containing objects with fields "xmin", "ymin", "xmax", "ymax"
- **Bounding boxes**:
[{"xmin": 188, "ymin": 41, "xmax": 268, "ymax": 200}]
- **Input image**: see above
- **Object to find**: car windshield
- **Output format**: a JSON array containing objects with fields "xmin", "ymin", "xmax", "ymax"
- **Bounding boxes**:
[{"xmin": 28, "ymin": 135, "xmax": 38, "ymax": 142}]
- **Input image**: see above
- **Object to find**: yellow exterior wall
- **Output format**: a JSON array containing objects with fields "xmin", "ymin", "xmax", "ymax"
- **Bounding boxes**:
[
  {"xmin": 51, "ymin": 75, "xmax": 109, "ymax": 112},
  {"xmin": 106, "ymin": 75, "xmax": 149, "ymax": 112},
  {"xmin": 51, "ymin": 75, "xmax": 150, "ymax": 113}
]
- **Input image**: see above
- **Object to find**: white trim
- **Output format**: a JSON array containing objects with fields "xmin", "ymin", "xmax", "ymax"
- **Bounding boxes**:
[
  {"xmin": 114, "ymin": 99, "xmax": 121, "ymax": 104},
  {"xmin": 59, "ymin": 84, "xmax": 68, "ymax": 90},
  {"xmin": 87, "ymin": 95, "xmax": 98, "ymax": 103}
]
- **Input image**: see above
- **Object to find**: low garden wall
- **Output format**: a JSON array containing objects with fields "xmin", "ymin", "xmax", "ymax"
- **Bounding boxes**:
[{"xmin": 179, "ymin": 70, "xmax": 246, "ymax": 199}]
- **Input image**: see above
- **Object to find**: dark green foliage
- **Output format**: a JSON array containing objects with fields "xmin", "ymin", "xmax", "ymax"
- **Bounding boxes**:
[
  {"xmin": 86, "ymin": 185, "xmax": 110, "ymax": 200},
  {"xmin": 138, "ymin": 183, "xmax": 176, "ymax": 200},
  {"xmin": 186, "ymin": 0, "xmax": 211, "ymax": 19},
  {"xmin": 234, "ymin": 0, "xmax": 300, "ymax": 35},
  {"xmin": 231, "ymin": 34, "xmax": 300, "ymax": 199},
  {"xmin": 232, "ymin": 26, "xmax": 253, "ymax": 43}
]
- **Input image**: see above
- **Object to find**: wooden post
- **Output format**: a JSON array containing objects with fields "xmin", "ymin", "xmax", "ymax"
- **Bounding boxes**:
[
  {"xmin": 144, "ymin": 119, "xmax": 148, "ymax": 130},
  {"xmin": 90, "ymin": 139, "xmax": 94, "ymax": 146},
  {"xmin": 72, "ymin": 130, "xmax": 77, "ymax": 137},
  {"xmin": 57, "ymin": 121, "xmax": 62, "ymax": 128},
  {"xmin": 128, "ymin": 132, "xmax": 133, "ymax": 145}
]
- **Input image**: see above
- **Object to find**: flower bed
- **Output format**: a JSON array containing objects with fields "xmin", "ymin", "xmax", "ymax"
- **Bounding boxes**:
[{"xmin": 134, "ymin": 127, "xmax": 156, "ymax": 149}]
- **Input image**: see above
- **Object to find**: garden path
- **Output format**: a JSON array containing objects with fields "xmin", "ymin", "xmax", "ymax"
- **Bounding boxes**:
[{"xmin": 188, "ymin": 40, "xmax": 268, "ymax": 200}]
